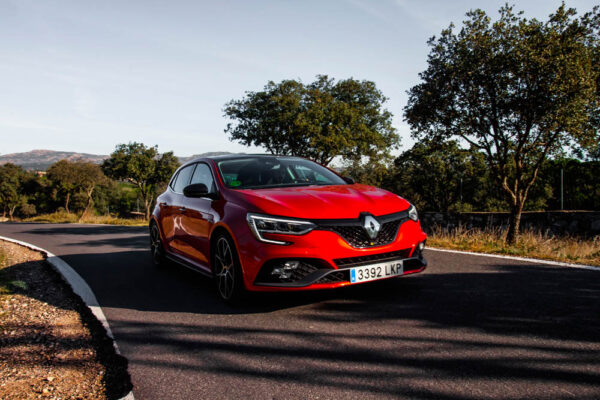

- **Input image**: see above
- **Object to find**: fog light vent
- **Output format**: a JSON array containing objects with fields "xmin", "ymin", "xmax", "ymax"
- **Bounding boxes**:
[{"xmin": 271, "ymin": 261, "xmax": 300, "ymax": 280}]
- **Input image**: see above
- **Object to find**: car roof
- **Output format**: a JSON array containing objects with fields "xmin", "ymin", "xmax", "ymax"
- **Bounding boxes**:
[{"xmin": 189, "ymin": 154, "xmax": 304, "ymax": 164}]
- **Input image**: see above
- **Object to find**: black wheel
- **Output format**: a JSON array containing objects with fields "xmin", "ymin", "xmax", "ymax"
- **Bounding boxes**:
[
  {"xmin": 212, "ymin": 234, "xmax": 245, "ymax": 303},
  {"xmin": 150, "ymin": 223, "xmax": 166, "ymax": 267}
]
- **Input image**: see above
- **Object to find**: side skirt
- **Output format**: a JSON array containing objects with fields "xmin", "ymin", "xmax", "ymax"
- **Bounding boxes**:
[{"xmin": 165, "ymin": 252, "xmax": 213, "ymax": 278}]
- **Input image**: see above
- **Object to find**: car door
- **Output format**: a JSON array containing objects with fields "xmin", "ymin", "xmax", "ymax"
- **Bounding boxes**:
[
  {"xmin": 180, "ymin": 162, "xmax": 217, "ymax": 268},
  {"xmin": 166, "ymin": 163, "xmax": 196, "ymax": 255}
]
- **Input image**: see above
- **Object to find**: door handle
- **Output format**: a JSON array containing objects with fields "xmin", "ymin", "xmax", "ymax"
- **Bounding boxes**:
[
  {"xmin": 178, "ymin": 207, "xmax": 187, "ymax": 212},
  {"xmin": 159, "ymin": 202, "xmax": 168, "ymax": 206}
]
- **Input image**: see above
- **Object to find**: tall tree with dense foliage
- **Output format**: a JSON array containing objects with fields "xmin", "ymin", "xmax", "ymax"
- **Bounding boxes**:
[
  {"xmin": 102, "ymin": 143, "xmax": 179, "ymax": 220},
  {"xmin": 404, "ymin": 4, "xmax": 600, "ymax": 243},
  {"xmin": 0, "ymin": 164, "xmax": 29, "ymax": 220},
  {"xmin": 47, "ymin": 160, "xmax": 78, "ymax": 213},
  {"xmin": 386, "ymin": 141, "xmax": 487, "ymax": 212},
  {"xmin": 47, "ymin": 160, "xmax": 106, "ymax": 219},
  {"xmin": 224, "ymin": 75, "xmax": 399, "ymax": 166},
  {"xmin": 74, "ymin": 162, "xmax": 106, "ymax": 221}
]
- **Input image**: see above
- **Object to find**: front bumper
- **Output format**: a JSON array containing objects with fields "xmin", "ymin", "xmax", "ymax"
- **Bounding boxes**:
[
  {"xmin": 253, "ymin": 253, "xmax": 427, "ymax": 288},
  {"xmin": 234, "ymin": 218, "xmax": 428, "ymax": 292}
]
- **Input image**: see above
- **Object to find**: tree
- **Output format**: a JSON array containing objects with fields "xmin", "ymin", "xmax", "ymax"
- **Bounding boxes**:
[
  {"xmin": 47, "ymin": 160, "xmax": 106, "ymax": 219},
  {"xmin": 0, "ymin": 164, "xmax": 28, "ymax": 220},
  {"xmin": 385, "ymin": 141, "xmax": 487, "ymax": 212},
  {"xmin": 404, "ymin": 4, "xmax": 600, "ymax": 243},
  {"xmin": 224, "ymin": 75, "xmax": 399, "ymax": 166},
  {"xmin": 102, "ymin": 143, "xmax": 179, "ymax": 220},
  {"xmin": 74, "ymin": 162, "xmax": 106, "ymax": 221},
  {"xmin": 47, "ymin": 160, "xmax": 79, "ymax": 213}
]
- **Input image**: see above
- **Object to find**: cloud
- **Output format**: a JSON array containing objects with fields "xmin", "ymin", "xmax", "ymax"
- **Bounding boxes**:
[
  {"xmin": 0, "ymin": 115, "xmax": 65, "ymax": 132},
  {"xmin": 344, "ymin": 0, "xmax": 396, "ymax": 25}
]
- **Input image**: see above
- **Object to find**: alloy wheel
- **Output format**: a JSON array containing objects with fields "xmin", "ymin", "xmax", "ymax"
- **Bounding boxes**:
[
  {"xmin": 215, "ymin": 236, "xmax": 235, "ymax": 300},
  {"xmin": 150, "ymin": 224, "xmax": 164, "ymax": 265}
]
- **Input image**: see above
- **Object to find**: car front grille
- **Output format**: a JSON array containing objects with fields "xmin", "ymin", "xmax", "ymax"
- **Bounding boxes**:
[
  {"xmin": 315, "ymin": 270, "xmax": 348, "ymax": 284},
  {"xmin": 288, "ymin": 261, "xmax": 320, "ymax": 282},
  {"xmin": 314, "ymin": 211, "xmax": 409, "ymax": 248},
  {"xmin": 326, "ymin": 219, "xmax": 402, "ymax": 248},
  {"xmin": 333, "ymin": 248, "xmax": 413, "ymax": 268}
]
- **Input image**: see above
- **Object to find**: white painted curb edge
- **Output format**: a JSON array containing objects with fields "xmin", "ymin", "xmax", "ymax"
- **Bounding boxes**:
[
  {"xmin": 0, "ymin": 235, "xmax": 135, "ymax": 400},
  {"xmin": 427, "ymin": 246, "xmax": 600, "ymax": 271}
]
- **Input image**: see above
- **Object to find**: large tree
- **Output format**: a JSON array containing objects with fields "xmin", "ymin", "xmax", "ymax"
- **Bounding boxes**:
[
  {"xmin": 47, "ymin": 160, "xmax": 106, "ymax": 219},
  {"xmin": 47, "ymin": 160, "xmax": 79, "ymax": 213},
  {"xmin": 102, "ymin": 143, "xmax": 179, "ymax": 220},
  {"xmin": 75, "ymin": 162, "xmax": 106, "ymax": 221},
  {"xmin": 0, "ymin": 163, "xmax": 29, "ymax": 220},
  {"xmin": 224, "ymin": 75, "xmax": 399, "ymax": 166},
  {"xmin": 404, "ymin": 4, "xmax": 600, "ymax": 243},
  {"xmin": 386, "ymin": 141, "xmax": 487, "ymax": 212}
]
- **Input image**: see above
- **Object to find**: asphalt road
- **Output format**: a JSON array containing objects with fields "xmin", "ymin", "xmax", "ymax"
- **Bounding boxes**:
[{"xmin": 1, "ymin": 222, "xmax": 599, "ymax": 400}]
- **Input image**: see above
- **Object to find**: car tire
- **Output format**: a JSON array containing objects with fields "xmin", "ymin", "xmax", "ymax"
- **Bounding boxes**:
[
  {"xmin": 150, "ymin": 222, "xmax": 167, "ymax": 267},
  {"xmin": 212, "ymin": 233, "xmax": 245, "ymax": 304}
]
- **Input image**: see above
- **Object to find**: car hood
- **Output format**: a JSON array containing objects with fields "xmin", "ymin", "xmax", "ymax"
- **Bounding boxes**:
[{"xmin": 231, "ymin": 184, "xmax": 410, "ymax": 220}]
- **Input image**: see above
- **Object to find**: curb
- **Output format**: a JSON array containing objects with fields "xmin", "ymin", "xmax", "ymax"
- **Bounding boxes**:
[
  {"xmin": 0, "ymin": 235, "xmax": 135, "ymax": 400},
  {"xmin": 427, "ymin": 247, "xmax": 600, "ymax": 271}
]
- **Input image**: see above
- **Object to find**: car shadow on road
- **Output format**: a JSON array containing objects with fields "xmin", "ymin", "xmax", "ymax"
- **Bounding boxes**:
[
  {"xmin": 52, "ymin": 247, "xmax": 600, "ymax": 341},
  {"xmin": 8, "ymin": 236, "xmax": 600, "ymax": 398},
  {"xmin": 4, "ymin": 223, "xmax": 600, "ymax": 398}
]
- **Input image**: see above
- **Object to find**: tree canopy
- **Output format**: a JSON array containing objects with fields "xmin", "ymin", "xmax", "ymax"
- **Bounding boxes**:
[
  {"xmin": 404, "ymin": 4, "xmax": 600, "ymax": 243},
  {"xmin": 0, "ymin": 163, "xmax": 31, "ymax": 220},
  {"xmin": 224, "ymin": 75, "xmax": 399, "ymax": 166},
  {"xmin": 102, "ymin": 142, "xmax": 179, "ymax": 220}
]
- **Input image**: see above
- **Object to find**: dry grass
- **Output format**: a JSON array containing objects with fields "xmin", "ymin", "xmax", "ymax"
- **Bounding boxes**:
[
  {"xmin": 23, "ymin": 211, "xmax": 146, "ymax": 226},
  {"xmin": 427, "ymin": 225, "xmax": 600, "ymax": 267},
  {"xmin": 0, "ymin": 240, "xmax": 131, "ymax": 399}
]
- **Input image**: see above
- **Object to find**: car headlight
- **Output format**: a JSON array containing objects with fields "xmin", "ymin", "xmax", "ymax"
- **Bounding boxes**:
[
  {"xmin": 408, "ymin": 204, "xmax": 419, "ymax": 222},
  {"xmin": 246, "ymin": 213, "xmax": 316, "ymax": 245}
]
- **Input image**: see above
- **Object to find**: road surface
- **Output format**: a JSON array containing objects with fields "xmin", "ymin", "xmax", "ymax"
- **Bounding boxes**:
[{"xmin": 1, "ymin": 222, "xmax": 599, "ymax": 399}]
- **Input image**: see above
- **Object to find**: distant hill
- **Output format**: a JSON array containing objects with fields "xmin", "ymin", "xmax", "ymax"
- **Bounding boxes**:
[
  {"xmin": 0, "ymin": 150, "xmax": 108, "ymax": 171},
  {"xmin": 0, "ymin": 149, "xmax": 238, "ymax": 171}
]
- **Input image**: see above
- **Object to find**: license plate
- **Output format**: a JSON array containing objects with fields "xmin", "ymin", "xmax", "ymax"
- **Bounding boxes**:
[{"xmin": 350, "ymin": 260, "xmax": 404, "ymax": 283}]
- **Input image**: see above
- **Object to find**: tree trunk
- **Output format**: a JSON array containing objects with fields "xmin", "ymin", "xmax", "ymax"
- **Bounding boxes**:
[
  {"xmin": 506, "ymin": 202, "xmax": 524, "ymax": 245},
  {"xmin": 78, "ymin": 188, "xmax": 94, "ymax": 222},
  {"xmin": 144, "ymin": 197, "xmax": 152, "ymax": 221},
  {"xmin": 8, "ymin": 205, "xmax": 17, "ymax": 221},
  {"xmin": 65, "ymin": 192, "xmax": 71, "ymax": 214}
]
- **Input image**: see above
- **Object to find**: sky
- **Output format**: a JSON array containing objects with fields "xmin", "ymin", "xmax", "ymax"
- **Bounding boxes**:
[{"xmin": 1, "ymin": 0, "xmax": 597, "ymax": 157}]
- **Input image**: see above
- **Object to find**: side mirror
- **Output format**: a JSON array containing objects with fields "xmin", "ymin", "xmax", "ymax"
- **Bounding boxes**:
[
  {"xmin": 183, "ymin": 183, "xmax": 219, "ymax": 200},
  {"xmin": 343, "ymin": 176, "xmax": 355, "ymax": 184}
]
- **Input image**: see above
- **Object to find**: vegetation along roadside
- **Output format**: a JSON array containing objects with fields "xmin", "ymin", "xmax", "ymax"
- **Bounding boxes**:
[
  {"xmin": 0, "ymin": 240, "xmax": 131, "ymax": 399},
  {"xmin": 427, "ymin": 226, "xmax": 600, "ymax": 267}
]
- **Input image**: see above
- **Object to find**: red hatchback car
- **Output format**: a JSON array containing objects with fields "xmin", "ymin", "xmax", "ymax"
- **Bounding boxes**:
[{"xmin": 150, "ymin": 155, "xmax": 427, "ymax": 302}]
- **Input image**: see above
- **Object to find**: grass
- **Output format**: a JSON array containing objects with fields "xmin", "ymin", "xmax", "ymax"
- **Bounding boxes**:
[
  {"xmin": 0, "ymin": 248, "xmax": 7, "ymax": 295},
  {"xmin": 427, "ymin": 225, "xmax": 600, "ymax": 266},
  {"xmin": 23, "ymin": 211, "xmax": 147, "ymax": 226},
  {"xmin": 0, "ymin": 246, "xmax": 28, "ymax": 295}
]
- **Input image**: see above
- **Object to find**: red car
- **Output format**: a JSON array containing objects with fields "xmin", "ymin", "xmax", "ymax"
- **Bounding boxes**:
[{"xmin": 150, "ymin": 155, "xmax": 427, "ymax": 302}]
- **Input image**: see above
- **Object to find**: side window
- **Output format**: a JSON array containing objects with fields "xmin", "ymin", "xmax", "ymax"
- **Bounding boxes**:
[
  {"xmin": 169, "ymin": 171, "xmax": 179, "ymax": 190},
  {"xmin": 190, "ymin": 163, "xmax": 215, "ymax": 192},
  {"xmin": 291, "ymin": 164, "xmax": 328, "ymax": 183},
  {"xmin": 172, "ymin": 164, "xmax": 195, "ymax": 193}
]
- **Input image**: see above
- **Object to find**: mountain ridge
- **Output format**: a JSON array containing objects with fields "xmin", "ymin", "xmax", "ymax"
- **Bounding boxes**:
[{"xmin": 0, "ymin": 149, "xmax": 236, "ymax": 170}]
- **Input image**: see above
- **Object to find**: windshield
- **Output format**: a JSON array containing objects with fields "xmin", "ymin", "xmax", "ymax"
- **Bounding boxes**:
[{"xmin": 216, "ymin": 157, "xmax": 347, "ymax": 189}]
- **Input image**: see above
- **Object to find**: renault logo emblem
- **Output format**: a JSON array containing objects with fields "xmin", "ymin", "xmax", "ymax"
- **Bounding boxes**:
[{"xmin": 363, "ymin": 215, "xmax": 381, "ymax": 239}]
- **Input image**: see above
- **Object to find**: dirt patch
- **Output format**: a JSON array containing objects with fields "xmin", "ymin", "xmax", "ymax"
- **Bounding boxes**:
[{"xmin": 0, "ymin": 240, "xmax": 131, "ymax": 399}]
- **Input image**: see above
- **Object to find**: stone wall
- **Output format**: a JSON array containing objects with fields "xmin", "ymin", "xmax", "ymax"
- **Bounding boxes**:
[{"xmin": 420, "ymin": 211, "xmax": 600, "ymax": 237}]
